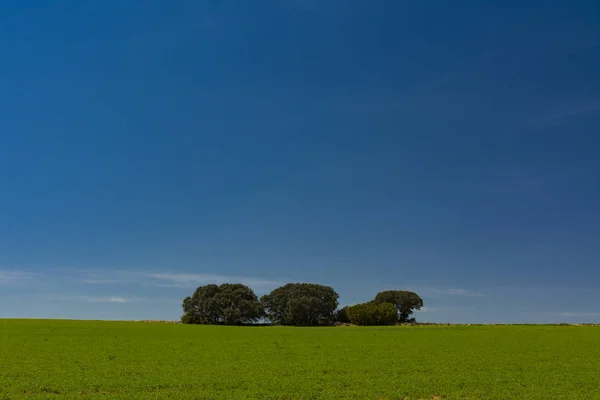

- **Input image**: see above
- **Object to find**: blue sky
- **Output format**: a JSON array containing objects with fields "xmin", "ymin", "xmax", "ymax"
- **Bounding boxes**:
[{"xmin": 1, "ymin": 1, "xmax": 599, "ymax": 323}]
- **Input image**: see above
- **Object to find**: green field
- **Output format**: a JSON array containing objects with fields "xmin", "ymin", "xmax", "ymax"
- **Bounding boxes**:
[{"xmin": 1, "ymin": 320, "xmax": 599, "ymax": 399}]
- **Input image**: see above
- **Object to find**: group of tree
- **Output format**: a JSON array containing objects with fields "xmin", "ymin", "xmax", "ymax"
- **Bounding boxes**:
[
  {"xmin": 181, "ymin": 283, "xmax": 423, "ymax": 326},
  {"xmin": 339, "ymin": 291, "xmax": 424, "ymax": 325}
]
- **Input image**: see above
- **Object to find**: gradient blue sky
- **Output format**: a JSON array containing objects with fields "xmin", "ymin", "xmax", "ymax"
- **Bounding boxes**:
[{"xmin": 1, "ymin": 1, "xmax": 599, "ymax": 323}]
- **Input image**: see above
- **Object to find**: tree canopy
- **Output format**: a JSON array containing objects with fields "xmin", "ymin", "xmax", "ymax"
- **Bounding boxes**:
[
  {"xmin": 181, "ymin": 283, "xmax": 264, "ymax": 325},
  {"xmin": 180, "ymin": 282, "xmax": 423, "ymax": 326},
  {"xmin": 260, "ymin": 283, "xmax": 339, "ymax": 325},
  {"xmin": 335, "ymin": 306, "xmax": 351, "ymax": 324},
  {"xmin": 373, "ymin": 290, "xmax": 423, "ymax": 322}
]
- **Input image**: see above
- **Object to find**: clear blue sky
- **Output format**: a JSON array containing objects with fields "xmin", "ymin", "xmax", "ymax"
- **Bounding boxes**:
[{"xmin": 1, "ymin": 1, "xmax": 599, "ymax": 323}]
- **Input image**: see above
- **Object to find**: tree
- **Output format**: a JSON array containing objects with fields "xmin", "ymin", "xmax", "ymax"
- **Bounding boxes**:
[
  {"xmin": 346, "ymin": 302, "xmax": 397, "ymax": 325},
  {"xmin": 181, "ymin": 283, "xmax": 264, "ymax": 325},
  {"xmin": 335, "ymin": 306, "xmax": 351, "ymax": 324},
  {"xmin": 373, "ymin": 290, "xmax": 423, "ymax": 322},
  {"xmin": 260, "ymin": 283, "xmax": 339, "ymax": 325}
]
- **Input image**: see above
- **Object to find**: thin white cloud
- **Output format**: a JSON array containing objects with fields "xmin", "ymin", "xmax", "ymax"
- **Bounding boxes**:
[
  {"xmin": 79, "ymin": 279, "xmax": 124, "ymax": 284},
  {"xmin": 535, "ymin": 99, "xmax": 600, "ymax": 127},
  {"xmin": 72, "ymin": 269, "xmax": 143, "ymax": 285},
  {"xmin": 439, "ymin": 288, "xmax": 483, "ymax": 297},
  {"xmin": 57, "ymin": 296, "xmax": 140, "ymax": 303},
  {"xmin": 67, "ymin": 269, "xmax": 285, "ymax": 292},
  {"xmin": 0, "ymin": 270, "xmax": 34, "ymax": 284},
  {"xmin": 87, "ymin": 296, "xmax": 130, "ymax": 303},
  {"xmin": 147, "ymin": 273, "xmax": 282, "ymax": 289},
  {"xmin": 558, "ymin": 312, "xmax": 600, "ymax": 317},
  {"xmin": 418, "ymin": 307, "xmax": 440, "ymax": 313},
  {"xmin": 553, "ymin": 101, "xmax": 600, "ymax": 121}
]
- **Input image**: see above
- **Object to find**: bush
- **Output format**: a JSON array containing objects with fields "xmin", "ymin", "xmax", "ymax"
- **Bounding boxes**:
[{"xmin": 346, "ymin": 302, "xmax": 398, "ymax": 326}]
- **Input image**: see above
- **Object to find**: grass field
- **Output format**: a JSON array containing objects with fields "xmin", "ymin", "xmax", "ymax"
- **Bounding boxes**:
[{"xmin": 1, "ymin": 320, "xmax": 599, "ymax": 399}]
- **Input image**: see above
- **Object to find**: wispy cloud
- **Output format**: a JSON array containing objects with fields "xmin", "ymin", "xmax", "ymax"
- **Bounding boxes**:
[
  {"xmin": 77, "ymin": 269, "xmax": 162, "ymax": 286},
  {"xmin": 558, "ymin": 312, "xmax": 600, "ymax": 317},
  {"xmin": 437, "ymin": 288, "xmax": 483, "ymax": 297},
  {"xmin": 147, "ymin": 273, "xmax": 282, "ymax": 290},
  {"xmin": 535, "ymin": 99, "xmax": 600, "ymax": 127},
  {"xmin": 87, "ymin": 296, "xmax": 131, "ymax": 303},
  {"xmin": 57, "ymin": 295, "xmax": 140, "ymax": 303},
  {"xmin": 0, "ymin": 270, "xmax": 34, "ymax": 284},
  {"xmin": 418, "ymin": 306, "xmax": 440, "ymax": 313},
  {"xmin": 64, "ymin": 269, "xmax": 285, "ymax": 292},
  {"xmin": 79, "ymin": 279, "xmax": 125, "ymax": 284},
  {"xmin": 552, "ymin": 101, "xmax": 600, "ymax": 121}
]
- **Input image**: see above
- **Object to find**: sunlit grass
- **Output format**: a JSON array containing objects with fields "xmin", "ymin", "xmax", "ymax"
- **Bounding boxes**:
[{"xmin": 1, "ymin": 320, "xmax": 599, "ymax": 399}]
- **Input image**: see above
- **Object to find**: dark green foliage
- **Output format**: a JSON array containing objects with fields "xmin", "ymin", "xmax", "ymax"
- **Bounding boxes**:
[
  {"xmin": 181, "ymin": 283, "xmax": 264, "ymax": 325},
  {"xmin": 180, "ymin": 307, "xmax": 200, "ymax": 324},
  {"xmin": 260, "ymin": 283, "xmax": 339, "ymax": 325},
  {"xmin": 335, "ymin": 306, "xmax": 350, "ymax": 324},
  {"xmin": 346, "ymin": 302, "xmax": 398, "ymax": 325},
  {"xmin": 373, "ymin": 290, "xmax": 423, "ymax": 322}
]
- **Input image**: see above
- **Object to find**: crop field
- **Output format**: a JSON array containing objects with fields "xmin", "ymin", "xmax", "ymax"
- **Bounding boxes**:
[{"xmin": 0, "ymin": 320, "xmax": 599, "ymax": 399}]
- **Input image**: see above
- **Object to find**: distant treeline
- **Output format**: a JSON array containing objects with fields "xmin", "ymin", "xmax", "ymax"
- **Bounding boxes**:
[{"xmin": 181, "ymin": 283, "xmax": 423, "ymax": 326}]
